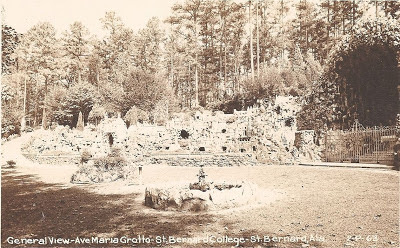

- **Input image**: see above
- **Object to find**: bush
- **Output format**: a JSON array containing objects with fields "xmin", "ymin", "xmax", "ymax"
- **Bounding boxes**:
[
  {"xmin": 80, "ymin": 150, "xmax": 92, "ymax": 164},
  {"xmin": 109, "ymin": 147, "xmax": 122, "ymax": 157},
  {"xmin": 93, "ymin": 149, "xmax": 127, "ymax": 171},
  {"xmin": 1, "ymin": 110, "xmax": 22, "ymax": 139},
  {"xmin": 88, "ymin": 104, "xmax": 106, "ymax": 125},
  {"xmin": 124, "ymin": 106, "xmax": 149, "ymax": 126},
  {"xmin": 71, "ymin": 146, "xmax": 136, "ymax": 183},
  {"xmin": 6, "ymin": 160, "xmax": 16, "ymax": 168}
]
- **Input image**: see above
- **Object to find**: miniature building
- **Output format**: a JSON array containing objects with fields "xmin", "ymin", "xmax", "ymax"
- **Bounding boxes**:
[
  {"xmin": 24, "ymin": 96, "xmax": 314, "ymax": 165},
  {"xmin": 118, "ymin": 96, "xmax": 303, "ymax": 164}
]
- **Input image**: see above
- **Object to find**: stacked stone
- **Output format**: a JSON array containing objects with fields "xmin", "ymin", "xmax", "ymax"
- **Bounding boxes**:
[
  {"xmin": 22, "ymin": 127, "xmax": 107, "ymax": 160},
  {"xmin": 151, "ymin": 154, "xmax": 257, "ymax": 167},
  {"xmin": 144, "ymin": 181, "xmax": 258, "ymax": 211}
]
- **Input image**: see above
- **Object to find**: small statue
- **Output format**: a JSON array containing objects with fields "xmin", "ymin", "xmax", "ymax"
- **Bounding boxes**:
[
  {"xmin": 197, "ymin": 166, "xmax": 207, "ymax": 183},
  {"xmin": 190, "ymin": 165, "xmax": 210, "ymax": 192}
]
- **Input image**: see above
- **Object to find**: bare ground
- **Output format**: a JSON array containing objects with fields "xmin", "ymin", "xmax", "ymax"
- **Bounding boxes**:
[{"xmin": 1, "ymin": 135, "xmax": 399, "ymax": 248}]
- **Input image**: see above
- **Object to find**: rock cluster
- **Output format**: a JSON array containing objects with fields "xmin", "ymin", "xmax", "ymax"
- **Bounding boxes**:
[
  {"xmin": 22, "ymin": 96, "xmax": 322, "ymax": 166},
  {"xmin": 145, "ymin": 181, "xmax": 258, "ymax": 211},
  {"xmin": 22, "ymin": 127, "xmax": 109, "ymax": 158},
  {"xmin": 71, "ymin": 160, "xmax": 143, "ymax": 183}
]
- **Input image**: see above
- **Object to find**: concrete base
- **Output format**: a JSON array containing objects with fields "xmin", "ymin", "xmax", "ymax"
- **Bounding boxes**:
[{"xmin": 299, "ymin": 162, "xmax": 394, "ymax": 170}]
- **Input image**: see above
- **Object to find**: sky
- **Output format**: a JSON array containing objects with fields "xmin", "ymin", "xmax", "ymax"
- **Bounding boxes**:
[
  {"xmin": 1, "ymin": 0, "xmax": 378, "ymax": 38},
  {"xmin": 1, "ymin": 0, "xmax": 179, "ymax": 38}
]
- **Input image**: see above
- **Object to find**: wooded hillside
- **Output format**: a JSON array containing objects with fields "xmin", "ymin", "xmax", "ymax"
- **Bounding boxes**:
[{"xmin": 2, "ymin": 0, "xmax": 399, "ymax": 138}]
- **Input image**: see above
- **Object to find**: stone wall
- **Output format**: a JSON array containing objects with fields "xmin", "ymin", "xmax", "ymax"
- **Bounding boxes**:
[
  {"xmin": 22, "ymin": 153, "xmax": 80, "ymax": 165},
  {"xmin": 150, "ymin": 153, "xmax": 257, "ymax": 167},
  {"xmin": 127, "ymin": 96, "xmax": 302, "ymax": 164}
]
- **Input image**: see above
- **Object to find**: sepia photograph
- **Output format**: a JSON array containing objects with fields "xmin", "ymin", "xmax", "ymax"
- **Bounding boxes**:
[{"xmin": 1, "ymin": 0, "xmax": 399, "ymax": 247}]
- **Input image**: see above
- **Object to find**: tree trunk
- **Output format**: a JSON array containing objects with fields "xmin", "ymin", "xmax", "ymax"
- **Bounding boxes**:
[
  {"xmin": 280, "ymin": 0, "xmax": 284, "ymax": 59},
  {"xmin": 256, "ymin": 0, "xmax": 260, "ymax": 78},
  {"xmin": 194, "ymin": 18, "xmax": 199, "ymax": 108},
  {"xmin": 219, "ymin": 13, "xmax": 223, "ymax": 101},
  {"xmin": 96, "ymin": 71, "xmax": 100, "ymax": 93},
  {"xmin": 249, "ymin": 0, "xmax": 255, "ymax": 82},
  {"xmin": 224, "ymin": 43, "xmax": 227, "ymax": 98},
  {"xmin": 342, "ymin": 7, "xmax": 345, "ymax": 35},
  {"xmin": 305, "ymin": 0, "xmax": 308, "ymax": 51},
  {"xmin": 34, "ymin": 91, "xmax": 38, "ymax": 127},
  {"xmin": 188, "ymin": 62, "xmax": 192, "ymax": 108},
  {"xmin": 195, "ymin": 55, "xmax": 199, "ymax": 107},
  {"xmin": 21, "ymin": 76, "xmax": 27, "ymax": 131},
  {"xmin": 223, "ymin": 7, "xmax": 227, "ymax": 99},
  {"xmin": 327, "ymin": 0, "xmax": 330, "ymax": 41},
  {"xmin": 41, "ymin": 79, "xmax": 48, "ymax": 129},
  {"xmin": 171, "ymin": 50, "xmax": 174, "ymax": 88},
  {"xmin": 352, "ymin": 0, "xmax": 355, "ymax": 27},
  {"xmin": 333, "ymin": 0, "xmax": 337, "ymax": 39},
  {"xmin": 375, "ymin": 0, "xmax": 378, "ymax": 29},
  {"xmin": 234, "ymin": 57, "xmax": 238, "ymax": 96}
]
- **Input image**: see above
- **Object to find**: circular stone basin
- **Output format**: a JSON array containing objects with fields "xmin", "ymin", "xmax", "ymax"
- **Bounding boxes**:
[{"xmin": 144, "ymin": 181, "xmax": 259, "ymax": 211}]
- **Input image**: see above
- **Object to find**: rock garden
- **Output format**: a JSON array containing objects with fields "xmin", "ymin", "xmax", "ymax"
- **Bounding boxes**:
[{"xmin": 144, "ymin": 166, "xmax": 261, "ymax": 211}]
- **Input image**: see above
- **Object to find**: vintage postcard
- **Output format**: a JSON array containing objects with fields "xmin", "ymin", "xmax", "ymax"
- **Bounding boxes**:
[{"xmin": 1, "ymin": 0, "xmax": 399, "ymax": 247}]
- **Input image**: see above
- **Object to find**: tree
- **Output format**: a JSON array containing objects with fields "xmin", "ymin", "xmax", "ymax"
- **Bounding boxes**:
[
  {"xmin": 15, "ymin": 22, "xmax": 61, "ymax": 128},
  {"xmin": 225, "ymin": 2, "xmax": 246, "ymax": 96},
  {"xmin": 122, "ymin": 69, "xmax": 170, "ymax": 113},
  {"xmin": 88, "ymin": 104, "xmax": 106, "ymax": 126},
  {"xmin": 63, "ymin": 81, "xmax": 99, "ymax": 127},
  {"xmin": 1, "ymin": 24, "xmax": 19, "ymax": 74},
  {"xmin": 249, "ymin": 0, "xmax": 255, "ymax": 81},
  {"xmin": 298, "ymin": 18, "xmax": 400, "ymax": 130},
  {"xmin": 62, "ymin": 22, "xmax": 90, "ymax": 84},
  {"xmin": 1, "ymin": 74, "xmax": 24, "ymax": 138},
  {"xmin": 124, "ymin": 106, "xmax": 150, "ymax": 126},
  {"xmin": 133, "ymin": 17, "xmax": 165, "ymax": 74},
  {"xmin": 168, "ymin": 0, "xmax": 203, "ymax": 108},
  {"xmin": 96, "ymin": 12, "xmax": 134, "ymax": 113},
  {"xmin": 44, "ymin": 85, "xmax": 68, "ymax": 125},
  {"xmin": 99, "ymin": 11, "xmax": 134, "ymax": 84}
]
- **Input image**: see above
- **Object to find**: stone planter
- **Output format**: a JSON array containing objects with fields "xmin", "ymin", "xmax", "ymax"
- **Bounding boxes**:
[{"xmin": 144, "ymin": 181, "xmax": 258, "ymax": 211}]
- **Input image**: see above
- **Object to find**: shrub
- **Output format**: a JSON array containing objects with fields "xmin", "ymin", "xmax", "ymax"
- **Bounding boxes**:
[
  {"xmin": 6, "ymin": 160, "xmax": 16, "ymax": 168},
  {"xmin": 226, "ymin": 115, "xmax": 237, "ymax": 124},
  {"xmin": 1, "ymin": 110, "xmax": 22, "ymax": 139},
  {"xmin": 124, "ymin": 106, "xmax": 149, "ymax": 126},
  {"xmin": 93, "ymin": 150, "xmax": 127, "ymax": 171},
  {"xmin": 88, "ymin": 104, "xmax": 106, "ymax": 126},
  {"xmin": 80, "ymin": 150, "xmax": 92, "ymax": 164},
  {"xmin": 109, "ymin": 147, "xmax": 122, "ymax": 157},
  {"xmin": 71, "ymin": 147, "xmax": 133, "ymax": 183}
]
